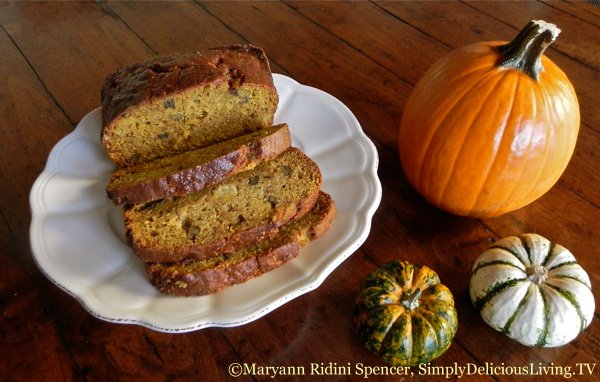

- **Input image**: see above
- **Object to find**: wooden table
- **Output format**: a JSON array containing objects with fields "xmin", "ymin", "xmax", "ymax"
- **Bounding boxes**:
[{"xmin": 1, "ymin": 1, "xmax": 599, "ymax": 381}]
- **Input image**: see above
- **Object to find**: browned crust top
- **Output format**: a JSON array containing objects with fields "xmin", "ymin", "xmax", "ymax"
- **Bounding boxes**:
[{"xmin": 100, "ymin": 44, "xmax": 276, "ymax": 128}]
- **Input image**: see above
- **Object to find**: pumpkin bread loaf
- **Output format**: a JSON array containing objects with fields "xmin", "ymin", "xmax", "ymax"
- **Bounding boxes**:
[
  {"xmin": 146, "ymin": 192, "xmax": 336, "ymax": 296},
  {"xmin": 107, "ymin": 123, "xmax": 291, "ymax": 205},
  {"xmin": 101, "ymin": 45, "xmax": 279, "ymax": 167},
  {"xmin": 124, "ymin": 148, "xmax": 322, "ymax": 263}
]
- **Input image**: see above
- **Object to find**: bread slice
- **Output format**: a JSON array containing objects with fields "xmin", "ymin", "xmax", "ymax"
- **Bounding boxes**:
[
  {"xmin": 101, "ymin": 45, "xmax": 279, "ymax": 167},
  {"xmin": 106, "ymin": 123, "xmax": 291, "ymax": 205},
  {"xmin": 145, "ymin": 192, "xmax": 335, "ymax": 296},
  {"xmin": 124, "ymin": 148, "xmax": 322, "ymax": 263}
]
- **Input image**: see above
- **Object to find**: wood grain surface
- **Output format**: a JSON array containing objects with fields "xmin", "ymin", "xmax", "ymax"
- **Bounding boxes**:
[{"xmin": 1, "ymin": 1, "xmax": 598, "ymax": 381}]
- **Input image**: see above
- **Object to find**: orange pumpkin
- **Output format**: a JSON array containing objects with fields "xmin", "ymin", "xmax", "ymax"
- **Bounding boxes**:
[{"xmin": 398, "ymin": 20, "xmax": 579, "ymax": 218}]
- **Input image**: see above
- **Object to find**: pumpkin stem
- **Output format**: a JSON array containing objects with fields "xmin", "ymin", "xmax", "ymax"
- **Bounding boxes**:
[
  {"xmin": 400, "ymin": 288, "xmax": 422, "ymax": 310},
  {"xmin": 497, "ymin": 20, "xmax": 560, "ymax": 80},
  {"xmin": 527, "ymin": 265, "xmax": 548, "ymax": 285}
]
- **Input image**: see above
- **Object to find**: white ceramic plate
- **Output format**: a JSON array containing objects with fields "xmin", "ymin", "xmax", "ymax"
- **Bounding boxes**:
[{"xmin": 29, "ymin": 74, "xmax": 382, "ymax": 332}]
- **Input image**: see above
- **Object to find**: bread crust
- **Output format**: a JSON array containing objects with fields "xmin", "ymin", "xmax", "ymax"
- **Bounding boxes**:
[
  {"xmin": 147, "ymin": 242, "xmax": 300, "ymax": 296},
  {"xmin": 145, "ymin": 192, "xmax": 336, "ymax": 296},
  {"xmin": 107, "ymin": 124, "xmax": 291, "ymax": 205},
  {"xmin": 101, "ymin": 44, "xmax": 276, "ymax": 130},
  {"xmin": 100, "ymin": 44, "xmax": 279, "ymax": 167}
]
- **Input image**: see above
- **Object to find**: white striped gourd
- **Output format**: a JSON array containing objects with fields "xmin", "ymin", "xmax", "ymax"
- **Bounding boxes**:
[{"xmin": 470, "ymin": 233, "xmax": 594, "ymax": 347}]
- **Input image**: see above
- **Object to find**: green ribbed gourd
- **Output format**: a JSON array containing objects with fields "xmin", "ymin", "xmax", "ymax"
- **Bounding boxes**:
[
  {"xmin": 470, "ymin": 233, "xmax": 594, "ymax": 347},
  {"xmin": 354, "ymin": 260, "xmax": 458, "ymax": 366}
]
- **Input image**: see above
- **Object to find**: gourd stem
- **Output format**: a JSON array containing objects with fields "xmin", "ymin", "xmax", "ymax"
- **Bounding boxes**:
[
  {"xmin": 401, "ymin": 288, "xmax": 422, "ymax": 310},
  {"xmin": 497, "ymin": 20, "xmax": 560, "ymax": 80},
  {"xmin": 527, "ymin": 265, "xmax": 548, "ymax": 285}
]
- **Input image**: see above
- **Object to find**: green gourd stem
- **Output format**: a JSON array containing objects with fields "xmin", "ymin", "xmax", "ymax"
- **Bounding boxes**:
[
  {"xmin": 401, "ymin": 288, "xmax": 422, "ymax": 310},
  {"xmin": 497, "ymin": 20, "xmax": 561, "ymax": 80}
]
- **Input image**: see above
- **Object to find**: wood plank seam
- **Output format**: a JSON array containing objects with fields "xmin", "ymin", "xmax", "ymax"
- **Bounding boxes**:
[
  {"xmin": 461, "ymin": 0, "xmax": 600, "ymax": 72},
  {"xmin": 541, "ymin": 0, "xmax": 600, "ymax": 27},
  {"xmin": 0, "ymin": 24, "xmax": 74, "ymax": 126},
  {"xmin": 98, "ymin": 1, "xmax": 159, "ymax": 57}
]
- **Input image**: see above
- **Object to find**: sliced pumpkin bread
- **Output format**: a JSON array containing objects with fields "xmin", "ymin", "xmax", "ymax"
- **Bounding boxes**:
[
  {"xmin": 101, "ymin": 45, "xmax": 279, "ymax": 167},
  {"xmin": 107, "ymin": 123, "xmax": 291, "ymax": 205},
  {"xmin": 146, "ymin": 192, "xmax": 336, "ymax": 296},
  {"xmin": 124, "ymin": 147, "xmax": 322, "ymax": 263}
]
